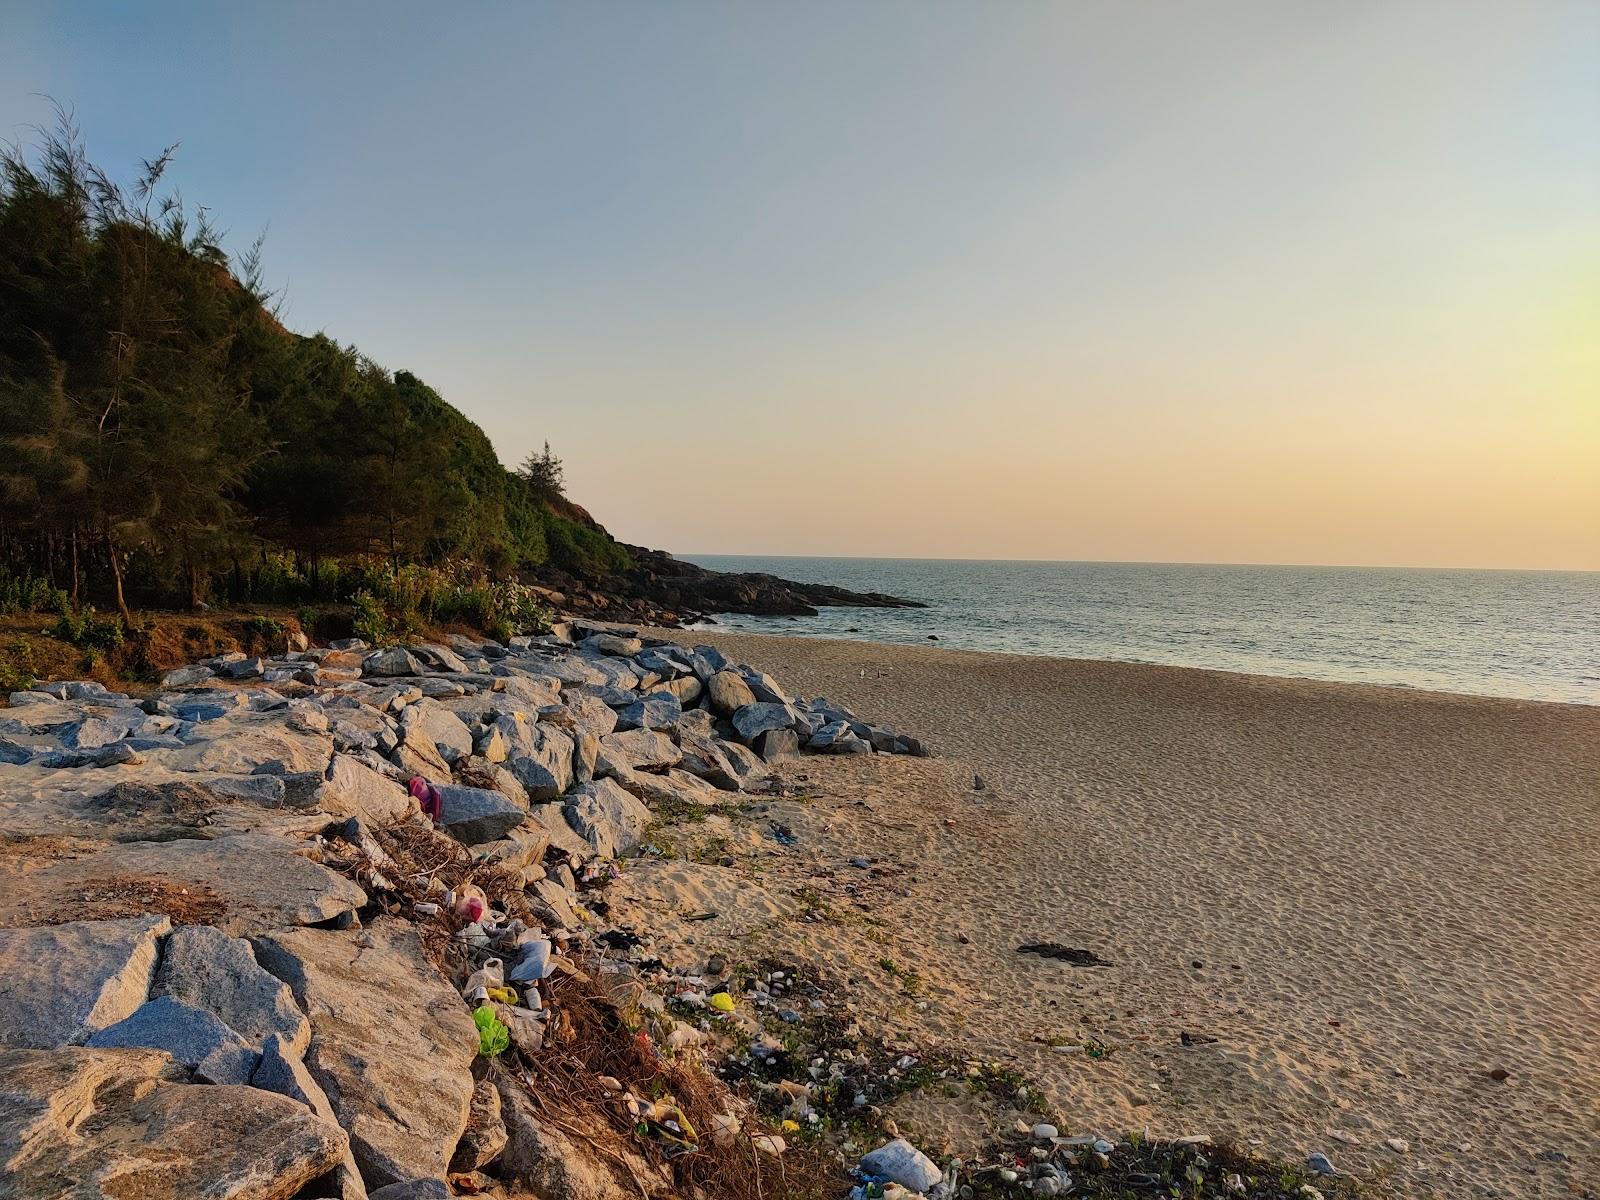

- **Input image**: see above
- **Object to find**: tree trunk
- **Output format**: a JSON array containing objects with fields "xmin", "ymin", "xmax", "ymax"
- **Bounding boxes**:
[
  {"xmin": 106, "ymin": 534, "xmax": 130, "ymax": 622},
  {"xmin": 69, "ymin": 525, "xmax": 81, "ymax": 603}
]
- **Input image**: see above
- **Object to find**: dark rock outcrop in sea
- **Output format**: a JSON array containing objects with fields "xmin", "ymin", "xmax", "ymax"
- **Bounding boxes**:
[{"xmin": 524, "ymin": 502, "xmax": 925, "ymax": 624}]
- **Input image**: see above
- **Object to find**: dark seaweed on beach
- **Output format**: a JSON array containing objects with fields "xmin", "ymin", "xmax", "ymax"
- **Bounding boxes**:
[{"xmin": 1016, "ymin": 942, "xmax": 1114, "ymax": 967}]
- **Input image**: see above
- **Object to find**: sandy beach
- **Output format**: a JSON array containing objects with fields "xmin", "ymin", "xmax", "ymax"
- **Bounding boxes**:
[{"xmin": 620, "ymin": 631, "xmax": 1600, "ymax": 1198}]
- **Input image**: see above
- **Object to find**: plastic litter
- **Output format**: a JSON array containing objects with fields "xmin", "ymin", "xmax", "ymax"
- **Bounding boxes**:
[
  {"xmin": 408, "ymin": 775, "xmax": 443, "ymax": 824},
  {"xmin": 473, "ymin": 1006, "xmax": 509, "ymax": 1057},
  {"xmin": 708, "ymin": 992, "xmax": 735, "ymax": 1014},
  {"xmin": 449, "ymin": 884, "xmax": 488, "ymax": 923}
]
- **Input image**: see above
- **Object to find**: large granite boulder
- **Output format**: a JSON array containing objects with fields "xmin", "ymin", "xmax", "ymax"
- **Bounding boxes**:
[
  {"xmin": 598, "ymin": 729, "xmax": 681, "ymax": 771},
  {"xmin": 252, "ymin": 1033, "xmax": 369, "ymax": 1200},
  {"xmin": 153, "ymin": 923, "xmax": 309, "ymax": 1055},
  {"xmin": 398, "ymin": 700, "xmax": 473, "ymax": 765},
  {"xmin": 0, "ymin": 1046, "xmax": 348, "ymax": 1199},
  {"xmin": 362, "ymin": 648, "xmax": 426, "ymax": 677},
  {"xmin": 451, "ymin": 1078, "xmax": 509, "ymax": 1172},
  {"xmin": 436, "ymin": 784, "xmax": 526, "ymax": 845},
  {"xmin": 0, "ymin": 834, "xmax": 365, "ymax": 937},
  {"xmin": 0, "ymin": 914, "xmax": 169, "ymax": 1049},
  {"xmin": 160, "ymin": 718, "xmax": 333, "ymax": 776},
  {"xmin": 86, "ymin": 995, "xmax": 259, "ymax": 1084},
  {"xmin": 613, "ymin": 692, "xmax": 681, "ymax": 733},
  {"xmin": 560, "ymin": 694, "xmax": 614, "ymax": 742},
  {"xmin": 705, "ymin": 670, "xmax": 756, "ymax": 716},
  {"xmin": 564, "ymin": 779, "xmax": 652, "ymax": 859},
  {"xmin": 730, "ymin": 702, "xmax": 800, "ymax": 743},
  {"xmin": 580, "ymin": 633, "xmax": 643, "ymax": 657},
  {"xmin": 505, "ymin": 719, "xmax": 574, "ymax": 801},
  {"xmin": 316, "ymin": 754, "xmax": 414, "ymax": 825},
  {"xmin": 251, "ymin": 919, "xmax": 478, "ymax": 1189}
]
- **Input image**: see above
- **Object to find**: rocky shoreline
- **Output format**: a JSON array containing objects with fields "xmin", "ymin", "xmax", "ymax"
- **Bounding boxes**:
[
  {"xmin": 0, "ymin": 624, "xmax": 1375, "ymax": 1200},
  {"xmin": 0, "ymin": 623, "xmax": 935, "ymax": 1199},
  {"xmin": 528, "ymin": 545, "xmax": 926, "ymax": 626}
]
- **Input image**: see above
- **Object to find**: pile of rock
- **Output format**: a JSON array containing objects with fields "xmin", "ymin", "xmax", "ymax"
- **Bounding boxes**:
[{"xmin": 0, "ymin": 624, "xmax": 927, "ymax": 1199}]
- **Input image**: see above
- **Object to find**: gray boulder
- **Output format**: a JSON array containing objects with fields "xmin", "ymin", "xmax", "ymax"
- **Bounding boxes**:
[
  {"xmin": 564, "ymin": 778, "xmax": 652, "ymax": 859},
  {"xmin": 362, "ymin": 647, "xmax": 426, "ymax": 677},
  {"xmin": 86, "ymin": 995, "xmax": 259, "ymax": 1084},
  {"xmin": 160, "ymin": 664, "xmax": 215, "ymax": 687},
  {"xmin": 251, "ymin": 919, "xmax": 478, "ymax": 1189},
  {"xmin": 580, "ymin": 632, "xmax": 643, "ymax": 657},
  {"xmin": 436, "ymin": 784, "xmax": 527, "ymax": 845},
  {"xmin": 809, "ymin": 720, "xmax": 873, "ymax": 754},
  {"xmin": 409, "ymin": 643, "xmax": 470, "ymax": 673},
  {"xmin": 451, "ymin": 1077, "xmax": 509, "ymax": 1172},
  {"xmin": 599, "ymin": 728, "xmax": 682, "ymax": 771},
  {"xmin": 731, "ymin": 701, "xmax": 800, "ymax": 742},
  {"xmin": 317, "ymin": 753, "xmax": 415, "ymax": 824},
  {"xmin": 0, "ymin": 1046, "xmax": 349, "ymax": 1200},
  {"xmin": 560, "ymin": 691, "xmax": 618, "ymax": 739},
  {"xmin": 0, "ymin": 834, "xmax": 365, "ymax": 937},
  {"xmin": 153, "ymin": 923, "xmax": 309, "ymax": 1055},
  {"xmin": 675, "ymin": 727, "xmax": 743, "ymax": 791},
  {"xmin": 692, "ymin": 645, "xmax": 731, "ymax": 677},
  {"xmin": 0, "ymin": 914, "xmax": 169, "ymax": 1049},
  {"xmin": 614, "ymin": 692, "xmax": 681, "ymax": 732},
  {"xmin": 738, "ymin": 667, "xmax": 792, "ymax": 705},
  {"xmin": 653, "ymin": 675, "xmax": 702, "ymax": 707},
  {"xmin": 754, "ymin": 728, "xmax": 800, "ymax": 761},
  {"xmin": 506, "ymin": 720, "xmax": 575, "ymax": 801},
  {"xmin": 526, "ymin": 802, "xmax": 598, "ymax": 859},
  {"xmin": 398, "ymin": 699, "xmax": 473, "ymax": 764}
]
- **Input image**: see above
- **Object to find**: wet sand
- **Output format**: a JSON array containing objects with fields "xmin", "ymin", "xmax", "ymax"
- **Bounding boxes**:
[{"xmin": 637, "ymin": 631, "xmax": 1600, "ymax": 1198}]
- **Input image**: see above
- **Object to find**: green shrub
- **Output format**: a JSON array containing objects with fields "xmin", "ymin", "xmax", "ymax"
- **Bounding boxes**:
[
  {"xmin": 349, "ymin": 590, "xmax": 392, "ymax": 646},
  {"xmin": 53, "ymin": 606, "xmax": 124, "ymax": 651},
  {"xmin": 242, "ymin": 614, "xmax": 285, "ymax": 643},
  {"xmin": 0, "ymin": 569, "xmax": 69, "ymax": 616}
]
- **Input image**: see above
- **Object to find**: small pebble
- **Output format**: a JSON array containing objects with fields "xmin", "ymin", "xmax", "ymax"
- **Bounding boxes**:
[{"xmin": 1385, "ymin": 1137, "xmax": 1410, "ymax": 1154}]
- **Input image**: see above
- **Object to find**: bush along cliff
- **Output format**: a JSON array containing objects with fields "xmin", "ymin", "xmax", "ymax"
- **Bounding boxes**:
[{"xmin": 0, "ymin": 115, "xmax": 916, "ymax": 638}]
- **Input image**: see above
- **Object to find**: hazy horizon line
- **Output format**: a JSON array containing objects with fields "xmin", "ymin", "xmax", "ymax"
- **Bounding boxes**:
[{"xmin": 682, "ymin": 552, "xmax": 1600, "ymax": 575}]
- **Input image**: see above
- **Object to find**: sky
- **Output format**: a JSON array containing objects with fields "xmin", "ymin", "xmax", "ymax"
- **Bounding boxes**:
[{"xmin": 3, "ymin": 1, "xmax": 1596, "ymax": 570}]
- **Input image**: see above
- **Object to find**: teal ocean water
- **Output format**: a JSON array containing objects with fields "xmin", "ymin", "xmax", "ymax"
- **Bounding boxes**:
[{"xmin": 686, "ymin": 556, "xmax": 1600, "ymax": 705}]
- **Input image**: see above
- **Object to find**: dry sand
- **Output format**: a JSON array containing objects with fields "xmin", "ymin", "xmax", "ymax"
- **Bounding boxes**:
[{"xmin": 621, "ymin": 631, "xmax": 1599, "ymax": 1198}]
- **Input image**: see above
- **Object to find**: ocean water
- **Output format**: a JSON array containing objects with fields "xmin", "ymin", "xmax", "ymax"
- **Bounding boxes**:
[{"xmin": 685, "ymin": 556, "xmax": 1600, "ymax": 705}]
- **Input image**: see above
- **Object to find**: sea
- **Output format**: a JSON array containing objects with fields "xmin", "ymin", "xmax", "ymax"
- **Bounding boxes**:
[{"xmin": 684, "ymin": 556, "xmax": 1600, "ymax": 706}]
